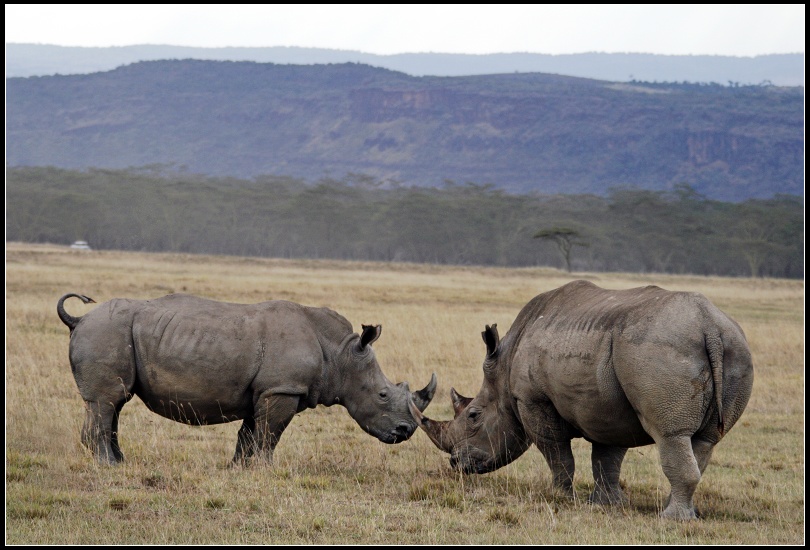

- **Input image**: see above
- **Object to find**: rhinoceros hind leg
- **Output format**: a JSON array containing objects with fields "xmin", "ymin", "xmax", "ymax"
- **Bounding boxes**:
[
  {"xmin": 658, "ymin": 435, "xmax": 701, "ymax": 520},
  {"xmin": 589, "ymin": 443, "xmax": 628, "ymax": 505},
  {"xmin": 109, "ymin": 404, "xmax": 125, "ymax": 462},
  {"xmin": 81, "ymin": 400, "xmax": 124, "ymax": 465},
  {"xmin": 691, "ymin": 437, "xmax": 715, "ymax": 475},
  {"xmin": 253, "ymin": 393, "xmax": 301, "ymax": 465}
]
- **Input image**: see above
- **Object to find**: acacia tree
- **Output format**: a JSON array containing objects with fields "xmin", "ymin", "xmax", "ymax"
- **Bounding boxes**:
[{"xmin": 533, "ymin": 227, "xmax": 588, "ymax": 272}]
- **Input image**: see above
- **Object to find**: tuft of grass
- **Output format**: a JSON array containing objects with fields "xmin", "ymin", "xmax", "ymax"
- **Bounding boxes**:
[
  {"xmin": 108, "ymin": 497, "xmax": 130, "ymax": 511},
  {"xmin": 6, "ymin": 453, "xmax": 48, "ymax": 483},
  {"xmin": 408, "ymin": 479, "xmax": 444, "ymax": 501},
  {"xmin": 487, "ymin": 509, "xmax": 521, "ymax": 525},
  {"xmin": 8, "ymin": 504, "xmax": 51, "ymax": 520},
  {"xmin": 298, "ymin": 475, "xmax": 331, "ymax": 490},
  {"xmin": 142, "ymin": 472, "xmax": 167, "ymax": 489},
  {"xmin": 408, "ymin": 479, "xmax": 465, "ymax": 510},
  {"xmin": 441, "ymin": 492, "xmax": 464, "ymax": 509},
  {"xmin": 7, "ymin": 468, "xmax": 28, "ymax": 482},
  {"xmin": 205, "ymin": 497, "xmax": 227, "ymax": 510},
  {"xmin": 7, "ymin": 452, "xmax": 48, "ymax": 470}
]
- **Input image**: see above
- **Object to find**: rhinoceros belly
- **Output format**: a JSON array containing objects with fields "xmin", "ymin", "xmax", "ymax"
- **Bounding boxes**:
[
  {"xmin": 131, "ymin": 307, "xmax": 261, "ymax": 425},
  {"xmin": 520, "ymin": 327, "xmax": 655, "ymax": 448},
  {"xmin": 134, "ymin": 361, "xmax": 254, "ymax": 425},
  {"xmin": 555, "ymin": 391, "xmax": 655, "ymax": 448}
]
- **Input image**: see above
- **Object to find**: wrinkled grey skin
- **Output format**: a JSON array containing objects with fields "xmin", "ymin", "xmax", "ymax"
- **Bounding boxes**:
[
  {"xmin": 57, "ymin": 292, "xmax": 437, "ymax": 466},
  {"xmin": 410, "ymin": 280, "xmax": 753, "ymax": 520}
]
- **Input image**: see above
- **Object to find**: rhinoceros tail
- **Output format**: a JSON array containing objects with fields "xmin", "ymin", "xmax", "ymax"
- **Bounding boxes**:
[
  {"xmin": 57, "ymin": 293, "xmax": 96, "ymax": 331},
  {"xmin": 705, "ymin": 328, "xmax": 725, "ymax": 435}
]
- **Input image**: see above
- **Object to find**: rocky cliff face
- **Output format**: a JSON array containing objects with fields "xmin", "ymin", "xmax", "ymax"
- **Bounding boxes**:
[{"xmin": 6, "ymin": 60, "xmax": 804, "ymax": 200}]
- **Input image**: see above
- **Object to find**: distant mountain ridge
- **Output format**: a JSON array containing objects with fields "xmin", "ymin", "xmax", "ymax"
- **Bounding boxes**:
[
  {"xmin": 6, "ymin": 43, "xmax": 805, "ymax": 86},
  {"xmin": 6, "ymin": 59, "xmax": 804, "ymax": 201}
]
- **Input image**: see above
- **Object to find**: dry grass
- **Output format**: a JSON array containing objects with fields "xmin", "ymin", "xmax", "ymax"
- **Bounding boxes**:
[{"xmin": 5, "ymin": 242, "xmax": 804, "ymax": 544}]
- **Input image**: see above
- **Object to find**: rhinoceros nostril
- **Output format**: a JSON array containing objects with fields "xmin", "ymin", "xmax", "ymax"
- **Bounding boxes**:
[
  {"xmin": 381, "ymin": 423, "xmax": 413, "ymax": 444},
  {"xmin": 394, "ymin": 423, "xmax": 412, "ymax": 437}
]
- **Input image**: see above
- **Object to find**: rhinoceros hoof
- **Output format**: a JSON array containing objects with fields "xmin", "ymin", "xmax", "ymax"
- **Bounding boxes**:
[
  {"xmin": 96, "ymin": 454, "xmax": 123, "ymax": 466},
  {"xmin": 661, "ymin": 504, "xmax": 698, "ymax": 520}
]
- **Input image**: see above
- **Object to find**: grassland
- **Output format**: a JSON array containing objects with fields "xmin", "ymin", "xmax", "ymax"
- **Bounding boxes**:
[{"xmin": 5, "ymin": 242, "xmax": 804, "ymax": 544}]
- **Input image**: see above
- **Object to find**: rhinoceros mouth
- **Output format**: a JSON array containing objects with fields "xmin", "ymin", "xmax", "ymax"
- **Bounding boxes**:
[
  {"xmin": 382, "ymin": 433, "xmax": 408, "ymax": 444},
  {"xmin": 371, "ymin": 422, "xmax": 416, "ymax": 444},
  {"xmin": 450, "ymin": 451, "xmax": 497, "ymax": 474}
]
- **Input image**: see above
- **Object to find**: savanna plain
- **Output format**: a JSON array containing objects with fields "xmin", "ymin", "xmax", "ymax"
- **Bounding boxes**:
[{"xmin": 5, "ymin": 243, "xmax": 804, "ymax": 544}]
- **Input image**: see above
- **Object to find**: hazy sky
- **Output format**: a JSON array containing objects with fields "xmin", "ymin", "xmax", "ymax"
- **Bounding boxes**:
[{"xmin": 5, "ymin": 4, "xmax": 805, "ymax": 57}]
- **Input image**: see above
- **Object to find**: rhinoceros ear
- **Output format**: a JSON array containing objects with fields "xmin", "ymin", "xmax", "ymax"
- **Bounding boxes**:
[
  {"xmin": 481, "ymin": 324, "xmax": 499, "ymax": 358},
  {"xmin": 450, "ymin": 387, "xmax": 473, "ymax": 418},
  {"xmin": 359, "ymin": 324, "xmax": 382, "ymax": 350}
]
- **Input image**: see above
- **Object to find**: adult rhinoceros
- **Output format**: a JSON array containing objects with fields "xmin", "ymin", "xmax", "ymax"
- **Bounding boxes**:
[
  {"xmin": 409, "ymin": 280, "xmax": 753, "ymax": 520},
  {"xmin": 57, "ymin": 292, "xmax": 437, "ymax": 465}
]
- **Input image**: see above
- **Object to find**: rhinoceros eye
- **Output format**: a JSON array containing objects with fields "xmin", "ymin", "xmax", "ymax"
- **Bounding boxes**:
[
  {"xmin": 379, "ymin": 390, "xmax": 389, "ymax": 399},
  {"xmin": 468, "ymin": 409, "xmax": 480, "ymax": 421}
]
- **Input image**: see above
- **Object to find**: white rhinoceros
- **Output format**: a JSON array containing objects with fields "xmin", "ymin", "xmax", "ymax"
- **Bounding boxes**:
[
  {"xmin": 409, "ymin": 280, "xmax": 753, "ymax": 520},
  {"xmin": 57, "ymin": 292, "xmax": 436, "ymax": 465}
]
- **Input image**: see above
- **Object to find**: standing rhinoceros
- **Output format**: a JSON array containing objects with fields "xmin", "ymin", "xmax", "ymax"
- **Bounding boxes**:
[
  {"xmin": 409, "ymin": 280, "xmax": 753, "ymax": 520},
  {"xmin": 57, "ymin": 292, "xmax": 437, "ymax": 465}
]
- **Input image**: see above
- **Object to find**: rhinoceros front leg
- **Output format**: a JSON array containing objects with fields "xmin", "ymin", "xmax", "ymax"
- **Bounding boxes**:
[
  {"xmin": 658, "ymin": 434, "xmax": 702, "ymax": 520},
  {"xmin": 535, "ymin": 438, "xmax": 576, "ymax": 498},
  {"xmin": 252, "ymin": 392, "xmax": 300, "ymax": 465},
  {"xmin": 518, "ymin": 399, "xmax": 576, "ymax": 497},
  {"xmin": 232, "ymin": 417, "xmax": 257, "ymax": 465},
  {"xmin": 589, "ymin": 443, "xmax": 628, "ymax": 505}
]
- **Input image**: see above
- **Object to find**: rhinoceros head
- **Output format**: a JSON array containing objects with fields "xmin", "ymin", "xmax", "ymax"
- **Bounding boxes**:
[
  {"xmin": 408, "ymin": 324, "xmax": 530, "ymax": 473},
  {"xmin": 338, "ymin": 324, "xmax": 437, "ymax": 444}
]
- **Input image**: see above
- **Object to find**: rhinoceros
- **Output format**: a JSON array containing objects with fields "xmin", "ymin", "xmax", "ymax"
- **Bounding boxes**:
[
  {"xmin": 409, "ymin": 280, "xmax": 753, "ymax": 520},
  {"xmin": 57, "ymin": 292, "xmax": 437, "ymax": 465}
]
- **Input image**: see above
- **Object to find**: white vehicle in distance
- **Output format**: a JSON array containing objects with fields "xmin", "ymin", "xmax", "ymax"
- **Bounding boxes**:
[{"xmin": 70, "ymin": 241, "xmax": 92, "ymax": 250}]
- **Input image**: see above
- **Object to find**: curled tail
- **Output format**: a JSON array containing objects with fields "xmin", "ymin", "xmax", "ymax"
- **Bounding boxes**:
[
  {"xmin": 705, "ymin": 328, "xmax": 725, "ymax": 435},
  {"xmin": 57, "ymin": 293, "xmax": 96, "ymax": 331}
]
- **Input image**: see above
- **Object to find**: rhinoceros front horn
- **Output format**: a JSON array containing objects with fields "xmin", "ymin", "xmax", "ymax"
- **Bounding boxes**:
[
  {"xmin": 408, "ymin": 395, "xmax": 451, "ymax": 453},
  {"xmin": 411, "ymin": 372, "xmax": 437, "ymax": 412}
]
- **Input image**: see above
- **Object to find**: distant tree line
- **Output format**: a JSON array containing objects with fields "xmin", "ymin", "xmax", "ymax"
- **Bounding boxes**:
[{"xmin": 6, "ymin": 167, "xmax": 803, "ymax": 278}]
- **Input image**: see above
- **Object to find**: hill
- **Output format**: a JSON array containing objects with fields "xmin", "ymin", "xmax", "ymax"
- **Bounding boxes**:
[
  {"xmin": 6, "ymin": 59, "xmax": 804, "ymax": 200},
  {"xmin": 6, "ymin": 44, "xmax": 805, "ymax": 86}
]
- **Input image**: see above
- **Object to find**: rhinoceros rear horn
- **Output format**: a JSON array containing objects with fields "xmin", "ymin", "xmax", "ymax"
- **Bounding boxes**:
[
  {"xmin": 359, "ymin": 324, "xmax": 382, "ymax": 350},
  {"xmin": 482, "ymin": 324, "xmax": 499, "ymax": 357},
  {"xmin": 408, "ymin": 396, "xmax": 451, "ymax": 452},
  {"xmin": 411, "ymin": 372, "xmax": 438, "ymax": 412}
]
